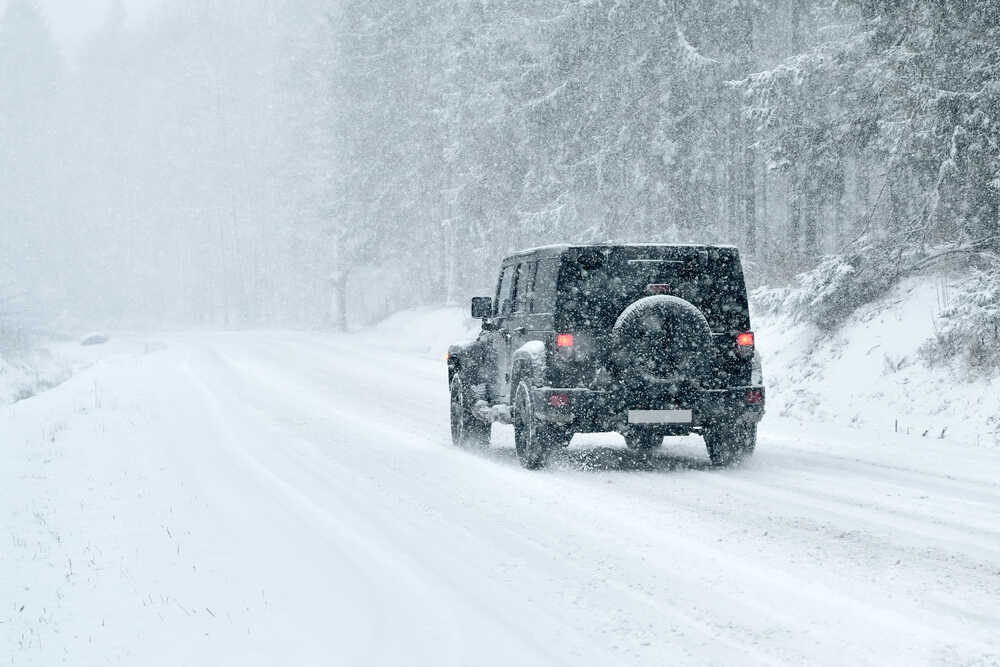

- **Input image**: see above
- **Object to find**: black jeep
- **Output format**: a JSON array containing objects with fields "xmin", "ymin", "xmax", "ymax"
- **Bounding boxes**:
[{"xmin": 447, "ymin": 244, "xmax": 765, "ymax": 469}]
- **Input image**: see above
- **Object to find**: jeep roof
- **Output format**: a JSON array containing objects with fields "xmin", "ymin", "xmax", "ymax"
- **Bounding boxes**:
[{"xmin": 497, "ymin": 243, "xmax": 749, "ymax": 333}]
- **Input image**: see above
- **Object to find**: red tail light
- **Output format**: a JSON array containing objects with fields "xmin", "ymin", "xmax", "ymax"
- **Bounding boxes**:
[
  {"xmin": 548, "ymin": 393, "xmax": 570, "ymax": 408},
  {"xmin": 555, "ymin": 333, "xmax": 574, "ymax": 348},
  {"xmin": 737, "ymin": 332, "xmax": 754, "ymax": 347},
  {"xmin": 745, "ymin": 389, "xmax": 763, "ymax": 404}
]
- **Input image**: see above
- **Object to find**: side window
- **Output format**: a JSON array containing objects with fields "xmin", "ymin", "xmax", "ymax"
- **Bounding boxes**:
[
  {"xmin": 530, "ymin": 259, "xmax": 560, "ymax": 313},
  {"xmin": 523, "ymin": 262, "xmax": 538, "ymax": 312},
  {"xmin": 512, "ymin": 262, "xmax": 533, "ymax": 314},
  {"xmin": 495, "ymin": 265, "xmax": 515, "ymax": 316}
]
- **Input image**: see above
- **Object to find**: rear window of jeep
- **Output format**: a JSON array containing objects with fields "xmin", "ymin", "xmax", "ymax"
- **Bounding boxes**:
[{"xmin": 555, "ymin": 251, "xmax": 749, "ymax": 332}]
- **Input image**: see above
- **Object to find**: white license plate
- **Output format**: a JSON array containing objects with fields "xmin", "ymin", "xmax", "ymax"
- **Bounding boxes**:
[{"xmin": 628, "ymin": 409, "xmax": 693, "ymax": 424}]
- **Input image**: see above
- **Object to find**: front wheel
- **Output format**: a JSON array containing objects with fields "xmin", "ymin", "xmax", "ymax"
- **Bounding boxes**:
[
  {"xmin": 513, "ymin": 381, "xmax": 557, "ymax": 469},
  {"xmin": 450, "ymin": 374, "xmax": 490, "ymax": 448},
  {"xmin": 704, "ymin": 421, "xmax": 756, "ymax": 467}
]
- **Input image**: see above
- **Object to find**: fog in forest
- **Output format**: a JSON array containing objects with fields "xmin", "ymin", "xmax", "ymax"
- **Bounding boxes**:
[{"xmin": 2, "ymin": 0, "xmax": 998, "ymax": 335}]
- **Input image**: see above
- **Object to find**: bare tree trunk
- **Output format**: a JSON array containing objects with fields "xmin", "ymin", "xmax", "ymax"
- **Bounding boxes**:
[
  {"xmin": 833, "ymin": 158, "xmax": 847, "ymax": 249},
  {"xmin": 330, "ymin": 273, "xmax": 348, "ymax": 331},
  {"xmin": 889, "ymin": 177, "xmax": 905, "ymax": 238},
  {"xmin": 443, "ymin": 219, "xmax": 457, "ymax": 306},
  {"xmin": 789, "ymin": 167, "xmax": 802, "ymax": 259},
  {"xmin": 790, "ymin": 0, "xmax": 803, "ymax": 50},
  {"xmin": 804, "ymin": 188, "xmax": 819, "ymax": 257},
  {"xmin": 856, "ymin": 156, "xmax": 871, "ymax": 240},
  {"xmin": 740, "ymin": 4, "xmax": 756, "ymax": 256},
  {"xmin": 331, "ymin": 276, "xmax": 347, "ymax": 331},
  {"xmin": 743, "ymin": 113, "xmax": 756, "ymax": 255},
  {"xmin": 759, "ymin": 158, "xmax": 768, "ymax": 252},
  {"xmin": 993, "ymin": 188, "xmax": 1000, "ymax": 254},
  {"xmin": 727, "ymin": 105, "xmax": 740, "ymax": 242}
]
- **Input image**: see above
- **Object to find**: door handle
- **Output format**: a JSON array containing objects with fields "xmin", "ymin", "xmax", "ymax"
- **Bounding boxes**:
[{"xmin": 514, "ymin": 326, "xmax": 527, "ymax": 335}]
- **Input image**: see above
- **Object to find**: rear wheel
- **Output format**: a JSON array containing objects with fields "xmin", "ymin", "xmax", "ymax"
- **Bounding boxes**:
[
  {"xmin": 704, "ymin": 421, "xmax": 756, "ymax": 466},
  {"xmin": 450, "ymin": 374, "xmax": 490, "ymax": 449},
  {"xmin": 513, "ymin": 381, "xmax": 556, "ymax": 469},
  {"xmin": 624, "ymin": 429, "xmax": 662, "ymax": 450}
]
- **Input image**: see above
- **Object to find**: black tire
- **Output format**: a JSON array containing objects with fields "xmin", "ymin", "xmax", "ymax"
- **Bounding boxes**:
[
  {"xmin": 611, "ymin": 295, "xmax": 714, "ymax": 389},
  {"xmin": 450, "ymin": 374, "xmax": 490, "ymax": 449},
  {"xmin": 513, "ymin": 381, "xmax": 556, "ymax": 469},
  {"xmin": 550, "ymin": 430, "xmax": 573, "ymax": 449},
  {"xmin": 624, "ymin": 429, "xmax": 662, "ymax": 450},
  {"xmin": 704, "ymin": 421, "xmax": 756, "ymax": 466}
]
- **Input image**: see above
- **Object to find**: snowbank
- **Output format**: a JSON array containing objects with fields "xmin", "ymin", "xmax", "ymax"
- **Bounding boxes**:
[
  {"xmin": 754, "ymin": 275, "xmax": 999, "ymax": 447},
  {"xmin": 366, "ymin": 306, "xmax": 480, "ymax": 357},
  {"xmin": 0, "ymin": 347, "xmax": 75, "ymax": 404},
  {"xmin": 0, "ymin": 336, "xmax": 160, "ymax": 405}
]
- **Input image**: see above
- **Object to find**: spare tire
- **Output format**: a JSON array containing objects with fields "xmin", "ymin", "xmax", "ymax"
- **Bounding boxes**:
[{"xmin": 610, "ymin": 295, "xmax": 714, "ymax": 390}]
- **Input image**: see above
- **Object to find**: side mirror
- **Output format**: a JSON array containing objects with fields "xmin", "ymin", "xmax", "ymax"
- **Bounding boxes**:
[{"xmin": 471, "ymin": 296, "xmax": 493, "ymax": 319}]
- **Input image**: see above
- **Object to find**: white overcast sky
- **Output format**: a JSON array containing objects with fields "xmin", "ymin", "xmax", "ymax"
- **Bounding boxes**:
[{"xmin": 2, "ymin": 0, "xmax": 162, "ymax": 59}]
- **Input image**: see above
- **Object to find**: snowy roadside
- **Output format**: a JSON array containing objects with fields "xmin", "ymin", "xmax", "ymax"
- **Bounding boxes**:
[
  {"xmin": 0, "ymin": 307, "xmax": 471, "ymax": 410},
  {"xmin": 0, "ymin": 335, "xmax": 163, "ymax": 406},
  {"xmin": 362, "ymin": 306, "xmax": 481, "ymax": 358},
  {"xmin": 753, "ymin": 275, "xmax": 999, "ymax": 449}
]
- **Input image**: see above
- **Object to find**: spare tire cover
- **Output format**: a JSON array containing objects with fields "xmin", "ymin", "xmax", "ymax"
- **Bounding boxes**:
[{"xmin": 611, "ymin": 295, "xmax": 714, "ymax": 387}]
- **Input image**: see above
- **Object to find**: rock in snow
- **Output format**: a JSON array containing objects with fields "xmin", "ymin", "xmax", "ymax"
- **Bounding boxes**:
[{"xmin": 80, "ymin": 332, "xmax": 110, "ymax": 346}]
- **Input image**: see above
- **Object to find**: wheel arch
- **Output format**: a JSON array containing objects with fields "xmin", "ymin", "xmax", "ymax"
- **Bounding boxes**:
[
  {"xmin": 509, "ymin": 340, "xmax": 547, "ymax": 394},
  {"xmin": 447, "ymin": 340, "xmax": 481, "ymax": 384}
]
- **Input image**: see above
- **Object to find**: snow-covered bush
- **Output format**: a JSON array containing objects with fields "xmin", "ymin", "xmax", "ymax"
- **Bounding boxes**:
[
  {"xmin": 0, "ymin": 286, "xmax": 30, "ymax": 355},
  {"xmin": 793, "ymin": 254, "xmax": 899, "ymax": 326},
  {"xmin": 748, "ymin": 284, "xmax": 796, "ymax": 317},
  {"xmin": 751, "ymin": 252, "xmax": 897, "ymax": 326},
  {"xmin": 921, "ymin": 268, "xmax": 1000, "ymax": 372}
]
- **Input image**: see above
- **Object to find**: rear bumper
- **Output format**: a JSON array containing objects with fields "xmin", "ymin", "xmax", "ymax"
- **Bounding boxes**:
[{"xmin": 532, "ymin": 385, "xmax": 765, "ymax": 433}]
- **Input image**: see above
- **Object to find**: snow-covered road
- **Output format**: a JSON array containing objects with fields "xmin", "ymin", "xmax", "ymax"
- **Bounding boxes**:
[{"xmin": 5, "ymin": 331, "xmax": 1000, "ymax": 666}]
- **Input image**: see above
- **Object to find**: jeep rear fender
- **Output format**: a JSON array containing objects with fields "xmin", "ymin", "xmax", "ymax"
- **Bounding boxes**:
[{"xmin": 510, "ymin": 340, "xmax": 548, "ymax": 389}]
